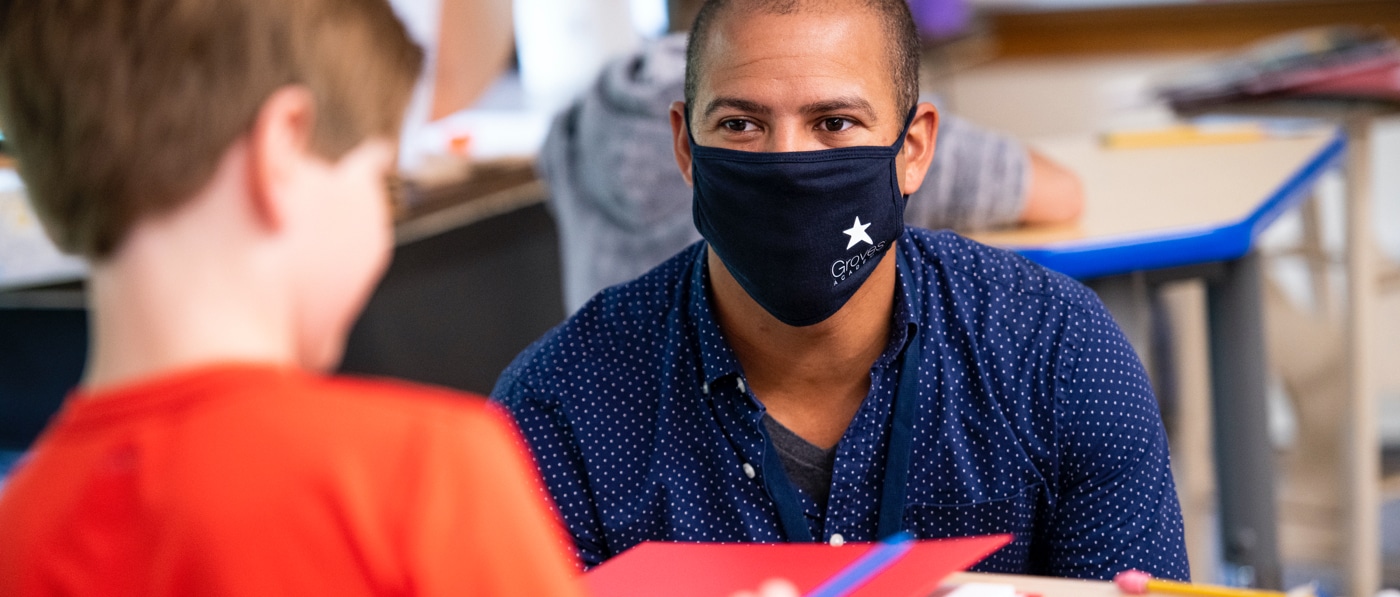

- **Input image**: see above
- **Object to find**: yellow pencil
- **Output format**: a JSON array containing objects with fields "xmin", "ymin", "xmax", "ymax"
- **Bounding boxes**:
[
  {"xmin": 1100, "ymin": 124, "xmax": 1266, "ymax": 150},
  {"xmin": 1114, "ymin": 570, "xmax": 1297, "ymax": 597}
]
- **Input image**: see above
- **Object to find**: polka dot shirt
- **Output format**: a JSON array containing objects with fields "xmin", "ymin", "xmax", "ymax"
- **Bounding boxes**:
[{"xmin": 492, "ymin": 228, "xmax": 1189, "ymax": 581}]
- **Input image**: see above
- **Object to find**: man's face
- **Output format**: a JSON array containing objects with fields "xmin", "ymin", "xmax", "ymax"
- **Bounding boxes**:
[
  {"xmin": 667, "ymin": 5, "xmax": 939, "ymax": 328},
  {"xmin": 685, "ymin": 7, "xmax": 905, "ymax": 154}
]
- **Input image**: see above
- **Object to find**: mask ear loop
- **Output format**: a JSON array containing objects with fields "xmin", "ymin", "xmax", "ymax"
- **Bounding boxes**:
[
  {"xmin": 892, "ymin": 106, "xmax": 920, "ymax": 200},
  {"xmin": 684, "ymin": 103, "xmax": 700, "ymax": 147},
  {"xmin": 891, "ymin": 106, "xmax": 919, "ymax": 151}
]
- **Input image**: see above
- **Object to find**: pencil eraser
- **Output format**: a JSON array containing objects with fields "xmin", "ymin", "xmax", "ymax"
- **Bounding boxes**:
[{"xmin": 1114, "ymin": 570, "xmax": 1151, "ymax": 594}]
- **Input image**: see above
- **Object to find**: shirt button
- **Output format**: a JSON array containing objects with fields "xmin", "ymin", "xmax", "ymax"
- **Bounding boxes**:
[
  {"xmin": 701, "ymin": 381, "xmax": 710, "ymax": 395},
  {"xmin": 736, "ymin": 377, "xmax": 747, "ymax": 393},
  {"xmin": 829, "ymin": 534, "xmax": 845, "ymax": 547},
  {"xmin": 742, "ymin": 463, "xmax": 756, "ymax": 479}
]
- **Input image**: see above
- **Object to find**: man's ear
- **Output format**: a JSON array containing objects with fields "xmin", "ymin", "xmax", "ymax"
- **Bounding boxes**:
[
  {"xmin": 247, "ymin": 86, "xmax": 318, "ymax": 231},
  {"xmin": 896, "ymin": 102, "xmax": 938, "ymax": 196},
  {"xmin": 670, "ymin": 101, "xmax": 694, "ymax": 187}
]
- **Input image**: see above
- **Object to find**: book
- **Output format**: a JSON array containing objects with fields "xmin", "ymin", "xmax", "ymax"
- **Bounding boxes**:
[
  {"xmin": 584, "ymin": 534, "xmax": 1011, "ymax": 597},
  {"xmin": 1156, "ymin": 26, "xmax": 1400, "ymax": 110}
]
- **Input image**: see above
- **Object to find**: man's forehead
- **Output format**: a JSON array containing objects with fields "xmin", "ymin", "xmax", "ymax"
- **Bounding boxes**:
[
  {"xmin": 698, "ymin": 3, "xmax": 883, "ymax": 64},
  {"xmin": 693, "ymin": 7, "xmax": 896, "ymax": 114}
]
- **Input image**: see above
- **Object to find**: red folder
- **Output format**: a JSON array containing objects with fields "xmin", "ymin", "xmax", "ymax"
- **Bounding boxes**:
[{"xmin": 584, "ymin": 534, "xmax": 1011, "ymax": 597}]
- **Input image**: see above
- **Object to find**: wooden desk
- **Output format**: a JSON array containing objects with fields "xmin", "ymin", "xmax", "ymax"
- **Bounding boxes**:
[
  {"xmin": 968, "ymin": 130, "xmax": 1341, "ymax": 279},
  {"xmin": 947, "ymin": 572, "xmax": 1139, "ymax": 597},
  {"xmin": 942, "ymin": 49, "xmax": 1354, "ymax": 589},
  {"xmin": 949, "ymin": 52, "xmax": 1393, "ymax": 595},
  {"xmin": 1174, "ymin": 99, "xmax": 1400, "ymax": 597},
  {"xmin": 965, "ymin": 128, "xmax": 1343, "ymax": 593}
]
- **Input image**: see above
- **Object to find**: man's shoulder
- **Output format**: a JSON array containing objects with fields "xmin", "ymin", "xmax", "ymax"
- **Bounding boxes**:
[
  {"xmin": 583, "ymin": 242, "xmax": 701, "ymax": 319},
  {"xmin": 902, "ymin": 228, "xmax": 1100, "ymax": 311},
  {"xmin": 493, "ymin": 243, "xmax": 702, "ymax": 403}
]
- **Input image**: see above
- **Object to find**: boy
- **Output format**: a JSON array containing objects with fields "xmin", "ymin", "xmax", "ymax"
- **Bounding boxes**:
[{"xmin": 0, "ymin": 1, "xmax": 584, "ymax": 595}]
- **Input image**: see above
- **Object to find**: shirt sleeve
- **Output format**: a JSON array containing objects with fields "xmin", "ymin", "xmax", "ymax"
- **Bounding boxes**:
[
  {"xmin": 907, "ymin": 112, "xmax": 1029, "ymax": 231},
  {"xmin": 491, "ymin": 380, "xmax": 613, "ymax": 568},
  {"xmin": 1040, "ymin": 302, "xmax": 1190, "ymax": 581},
  {"xmin": 402, "ymin": 403, "xmax": 588, "ymax": 596}
]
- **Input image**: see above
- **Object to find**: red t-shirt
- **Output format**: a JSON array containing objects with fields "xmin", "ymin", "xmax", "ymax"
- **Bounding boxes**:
[{"xmin": 0, "ymin": 363, "xmax": 586, "ymax": 597}]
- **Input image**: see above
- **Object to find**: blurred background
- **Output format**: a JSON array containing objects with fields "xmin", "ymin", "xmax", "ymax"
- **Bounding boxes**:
[{"xmin": 2, "ymin": 0, "xmax": 1399, "ymax": 594}]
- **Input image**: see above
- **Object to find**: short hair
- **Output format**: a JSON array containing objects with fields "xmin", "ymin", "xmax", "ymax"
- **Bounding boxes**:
[
  {"xmin": 684, "ymin": 0, "xmax": 920, "ymax": 121},
  {"xmin": 0, "ymin": 0, "xmax": 424, "ymax": 260}
]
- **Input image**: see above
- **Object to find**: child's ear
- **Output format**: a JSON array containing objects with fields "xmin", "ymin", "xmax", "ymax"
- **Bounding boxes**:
[{"xmin": 247, "ymin": 86, "xmax": 317, "ymax": 231}]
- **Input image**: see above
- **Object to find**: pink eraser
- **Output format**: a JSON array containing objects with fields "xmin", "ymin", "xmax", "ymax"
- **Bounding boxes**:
[{"xmin": 1114, "ymin": 570, "xmax": 1152, "ymax": 594}]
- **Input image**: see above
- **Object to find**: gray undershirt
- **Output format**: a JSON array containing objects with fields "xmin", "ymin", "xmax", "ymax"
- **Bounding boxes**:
[{"xmin": 762, "ymin": 414, "xmax": 838, "ymax": 511}]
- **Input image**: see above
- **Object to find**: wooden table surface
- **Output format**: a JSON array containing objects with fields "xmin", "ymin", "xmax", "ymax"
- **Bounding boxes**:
[{"xmin": 964, "ymin": 129, "xmax": 1337, "ymax": 250}]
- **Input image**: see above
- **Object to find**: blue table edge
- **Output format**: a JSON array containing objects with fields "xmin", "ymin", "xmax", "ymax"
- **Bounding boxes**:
[{"xmin": 1001, "ymin": 129, "xmax": 1347, "ymax": 281}]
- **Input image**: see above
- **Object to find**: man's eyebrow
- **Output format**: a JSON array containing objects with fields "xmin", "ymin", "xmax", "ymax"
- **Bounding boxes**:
[
  {"xmin": 800, "ymin": 97, "xmax": 877, "ymax": 119},
  {"xmin": 702, "ymin": 97, "xmax": 771, "ymax": 119}
]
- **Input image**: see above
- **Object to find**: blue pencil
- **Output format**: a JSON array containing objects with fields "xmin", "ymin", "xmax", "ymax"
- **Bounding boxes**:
[{"xmin": 805, "ymin": 532, "xmax": 916, "ymax": 597}]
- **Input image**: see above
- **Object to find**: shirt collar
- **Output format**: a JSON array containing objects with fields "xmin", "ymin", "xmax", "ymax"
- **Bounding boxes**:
[
  {"xmin": 878, "ymin": 236, "xmax": 922, "ymax": 369},
  {"xmin": 687, "ymin": 233, "xmax": 922, "ymax": 390},
  {"xmin": 687, "ymin": 244, "xmax": 745, "ymax": 389}
]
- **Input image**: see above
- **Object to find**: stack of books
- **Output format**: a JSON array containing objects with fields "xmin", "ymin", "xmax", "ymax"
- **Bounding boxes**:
[{"xmin": 1156, "ymin": 26, "xmax": 1400, "ymax": 110}]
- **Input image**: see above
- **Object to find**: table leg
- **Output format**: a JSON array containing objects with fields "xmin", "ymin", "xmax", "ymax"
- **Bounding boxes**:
[
  {"xmin": 1206, "ymin": 251, "xmax": 1282, "ymax": 590},
  {"xmin": 1341, "ymin": 117, "xmax": 1379, "ymax": 597}
]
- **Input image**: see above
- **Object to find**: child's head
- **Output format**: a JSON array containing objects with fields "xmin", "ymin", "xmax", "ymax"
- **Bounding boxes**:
[
  {"xmin": 0, "ymin": 0, "xmax": 423, "ymax": 371},
  {"xmin": 0, "ymin": 0, "xmax": 421, "ymax": 258}
]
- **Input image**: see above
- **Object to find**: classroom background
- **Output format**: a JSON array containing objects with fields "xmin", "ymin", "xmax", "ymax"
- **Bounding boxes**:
[{"xmin": 2, "ymin": 0, "xmax": 1398, "ymax": 595}]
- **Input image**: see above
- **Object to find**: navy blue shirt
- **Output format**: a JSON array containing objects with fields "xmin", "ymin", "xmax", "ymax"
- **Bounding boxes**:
[{"xmin": 493, "ymin": 228, "xmax": 1189, "ymax": 580}]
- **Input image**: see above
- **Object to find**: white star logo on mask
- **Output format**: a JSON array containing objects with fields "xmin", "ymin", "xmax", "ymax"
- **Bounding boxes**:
[{"xmin": 843, "ymin": 217, "xmax": 874, "ymax": 250}]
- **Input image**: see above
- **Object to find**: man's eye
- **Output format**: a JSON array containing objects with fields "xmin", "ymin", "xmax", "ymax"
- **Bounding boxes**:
[
  {"xmin": 820, "ymin": 118, "xmax": 853, "ymax": 132},
  {"xmin": 722, "ymin": 119, "xmax": 753, "ymax": 132}
]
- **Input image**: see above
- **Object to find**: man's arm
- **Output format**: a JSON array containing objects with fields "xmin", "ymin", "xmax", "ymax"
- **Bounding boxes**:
[
  {"xmin": 490, "ymin": 378, "xmax": 613, "ymax": 568},
  {"xmin": 1038, "ymin": 302, "xmax": 1189, "ymax": 581}
]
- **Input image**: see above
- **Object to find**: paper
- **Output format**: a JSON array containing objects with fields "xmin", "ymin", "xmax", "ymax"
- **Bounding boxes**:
[{"xmin": 932, "ymin": 582, "xmax": 1017, "ymax": 597}]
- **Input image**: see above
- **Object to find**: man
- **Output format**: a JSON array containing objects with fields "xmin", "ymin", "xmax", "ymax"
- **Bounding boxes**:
[
  {"xmin": 0, "ymin": 0, "xmax": 582, "ymax": 594},
  {"xmin": 494, "ymin": 0, "xmax": 1188, "ymax": 581},
  {"xmin": 541, "ymin": 32, "xmax": 1084, "ymax": 312}
]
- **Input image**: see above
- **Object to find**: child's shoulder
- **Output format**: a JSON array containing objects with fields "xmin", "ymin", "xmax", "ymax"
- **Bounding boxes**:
[
  {"xmin": 293, "ymin": 373, "xmax": 506, "ymax": 435},
  {"xmin": 129, "ymin": 365, "xmax": 508, "ymax": 453}
]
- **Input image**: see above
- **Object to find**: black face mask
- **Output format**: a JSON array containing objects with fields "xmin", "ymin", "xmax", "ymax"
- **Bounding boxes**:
[{"xmin": 689, "ymin": 110, "xmax": 915, "ymax": 326}]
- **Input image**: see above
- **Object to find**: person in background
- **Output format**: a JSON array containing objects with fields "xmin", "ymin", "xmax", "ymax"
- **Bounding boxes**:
[
  {"xmin": 0, "ymin": 1, "xmax": 583, "ymax": 595},
  {"xmin": 388, "ymin": 0, "xmax": 514, "ymax": 172},
  {"xmin": 542, "ymin": 32, "xmax": 1084, "ymax": 312},
  {"xmin": 495, "ymin": 0, "xmax": 1186, "ymax": 579}
]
